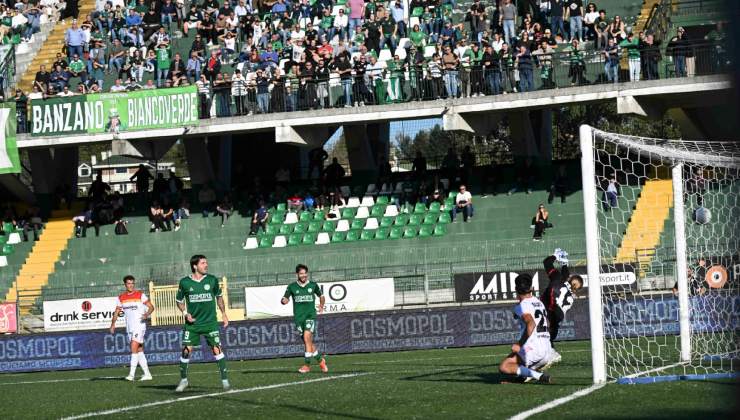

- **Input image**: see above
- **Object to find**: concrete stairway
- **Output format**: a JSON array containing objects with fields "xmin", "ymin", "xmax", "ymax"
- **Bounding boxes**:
[{"xmin": 17, "ymin": 0, "xmax": 97, "ymax": 93}]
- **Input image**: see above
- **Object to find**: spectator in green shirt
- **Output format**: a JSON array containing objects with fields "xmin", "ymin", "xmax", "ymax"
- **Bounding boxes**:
[
  {"xmin": 619, "ymin": 33, "xmax": 641, "ymax": 82},
  {"xmin": 156, "ymin": 45, "xmax": 172, "ymax": 87},
  {"xmin": 410, "ymin": 24, "xmax": 427, "ymax": 48},
  {"xmin": 68, "ymin": 54, "xmax": 88, "ymax": 85}
]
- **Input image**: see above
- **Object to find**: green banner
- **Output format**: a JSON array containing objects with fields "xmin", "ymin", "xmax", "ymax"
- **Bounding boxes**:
[
  {"xmin": 0, "ymin": 102, "xmax": 19, "ymax": 174},
  {"xmin": 30, "ymin": 86, "xmax": 199, "ymax": 137}
]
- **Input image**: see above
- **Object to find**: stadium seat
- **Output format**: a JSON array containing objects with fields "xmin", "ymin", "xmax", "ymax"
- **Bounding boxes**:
[
  {"xmin": 438, "ymin": 213, "xmax": 452, "ymax": 224},
  {"xmin": 376, "ymin": 196, "xmax": 389, "ymax": 205},
  {"xmin": 365, "ymin": 184, "xmax": 377, "ymax": 194},
  {"xmin": 313, "ymin": 211, "xmax": 325, "ymax": 221},
  {"xmin": 299, "ymin": 212, "xmax": 312, "ymax": 222},
  {"xmin": 243, "ymin": 237, "xmax": 258, "ymax": 250},
  {"xmin": 302, "ymin": 233, "xmax": 317, "ymax": 245},
  {"xmin": 284, "ymin": 212, "xmax": 298, "ymax": 224},
  {"xmin": 375, "ymin": 227, "xmax": 389, "ymax": 239},
  {"xmin": 265, "ymin": 225, "xmax": 279, "ymax": 235},
  {"xmin": 6, "ymin": 232, "xmax": 20, "ymax": 245},
  {"xmin": 389, "ymin": 227, "xmax": 403, "ymax": 239},
  {"xmin": 0, "ymin": 255, "xmax": 7, "ymax": 267},
  {"xmin": 315, "ymin": 232, "xmax": 331, "ymax": 245},
  {"xmin": 340, "ymin": 186, "xmax": 351, "ymax": 197},
  {"xmin": 350, "ymin": 219, "xmax": 365, "ymax": 230},
  {"xmin": 341, "ymin": 208, "xmax": 356, "ymax": 219},
  {"xmin": 370, "ymin": 205, "xmax": 385, "ymax": 218},
  {"xmin": 440, "ymin": 178, "xmax": 450, "ymax": 190},
  {"xmin": 293, "ymin": 222, "xmax": 308, "ymax": 233},
  {"xmin": 2, "ymin": 244, "xmax": 13, "ymax": 255},
  {"xmin": 429, "ymin": 202, "xmax": 441, "ymax": 213},
  {"xmin": 270, "ymin": 212, "xmax": 285, "ymax": 225},
  {"xmin": 395, "ymin": 214, "xmax": 410, "ymax": 225},
  {"xmin": 258, "ymin": 236, "xmax": 274, "ymax": 248},
  {"xmin": 346, "ymin": 230, "xmax": 361, "ymax": 242},
  {"xmin": 360, "ymin": 230, "xmax": 374, "ymax": 240},
  {"xmin": 307, "ymin": 221, "xmax": 321, "ymax": 233},
  {"xmin": 288, "ymin": 234, "xmax": 303, "ymax": 246},
  {"xmin": 336, "ymin": 219, "xmax": 350, "ymax": 232},
  {"xmin": 419, "ymin": 225, "xmax": 434, "ymax": 237},
  {"xmin": 331, "ymin": 231, "xmax": 346, "ymax": 242},
  {"xmin": 279, "ymin": 224, "xmax": 293, "ymax": 235},
  {"xmin": 272, "ymin": 235, "xmax": 287, "ymax": 248},
  {"xmin": 424, "ymin": 45, "xmax": 436, "ymax": 58},
  {"xmin": 355, "ymin": 206, "xmax": 369, "ymax": 218},
  {"xmin": 384, "ymin": 205, "xmax": 399, "ymax": 217},
  {"xmin": 360, "ymin": 196, "xmax": 375, "ymax": 207},
  {"xmin": 398, "ymin": 38, "xmax": 411, "ymax": 49},
  {"xmin": 364, "ymin": 218, "xmax": 379, "ymax": 230},
  {"xmin": 409, "ymin": 16, "xmax": 420, "ymax": 28},
  {"xmin": 393, "ymin": 182, "xmax": 404, "ymax": 194},
  {"xmin": 403, "ymin": 226, "xmax": 418, "ymax": 239},
  {"xmin": 433, "ymin": 224, "xmax": 447, "ymax": 236},
  {"xmin": 276, "ymin": 203, "xmax": 287, "ymax": 211},
  {"xmin": 378, "ymin": 183, "xmax": 392, "ymax": 195},
  {"xmin": 331, "ymin": 5, "xmax": 344, "ymax": 15},
  {"xmin": 380, "ymin": 216, "xmax": 394, "ymax": 228},
  {"xmin": 322, "ymin": 220, "xmax": 337, "ymax": 232},
  {"xmin": 414, "ymin": 203, "xmax": 426, "ymax": 214},
  {"xmin": 378, "ymin": 48, "xmax": 392, "ymax": 62},
  {"xmin": 423, "ymin": 213, "xmax": 438, "ymax": 225},
  {"xmin": 412, "ymin": 7, "xmax": 423, "ymax": 17},
  {"xmin": 408, "ymin": 214, "xmax": 422, "ymax": 226},
  {"xmin": 346, "ymin": 197, "xmax": 361, "ymax": 208},
  {"xmin": 395, "ymin": 48, "xmax": 407, "ymax": 60}
]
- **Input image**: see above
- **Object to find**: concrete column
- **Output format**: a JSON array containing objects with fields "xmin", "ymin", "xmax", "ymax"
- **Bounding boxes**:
[
  {"xmin": 53, "ymin": 147, "xmax": 79, "ymax": 192},
  {"xmin": 508, "ymin": 110, "xmax": 553, "ymax": 159},
  {"xmin": 344, "ymin": 124, "xmax": 376, "ymax": 174},
  {"xmin": 112, "ymin": 138, "xmax": 177, "ymax": 161},
  {"xmin": 184, "ymin": 137, "xmax": 215, "ymax": 187},
  {"xmin": 538, "ymin": 109, "xmax": 553, "ymax": 161},
  {"xmin": 28, "ymin": 148, "xmax": 55, "ymax": 215},
  {"xmin": 218, "ymin": 135, "xmax": 232, "ymax": 190},
  {"xmin": 366, "ymin": 122, "xmax": 390, "ymax": 162}
]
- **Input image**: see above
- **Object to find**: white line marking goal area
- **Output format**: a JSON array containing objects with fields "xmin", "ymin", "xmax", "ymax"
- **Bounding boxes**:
[
  {"xmin": 508, "ymin": 382, "xmax": 608, "ymax": 420},
  {"xmin": 61, "ymin": 373, "xmax": 371, "ymax": 420}
]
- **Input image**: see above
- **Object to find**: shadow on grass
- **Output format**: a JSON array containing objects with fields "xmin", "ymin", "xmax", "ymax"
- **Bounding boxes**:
[{"xmin": 213, "ymin": 395, "xmax": 382, "ymax": 420}]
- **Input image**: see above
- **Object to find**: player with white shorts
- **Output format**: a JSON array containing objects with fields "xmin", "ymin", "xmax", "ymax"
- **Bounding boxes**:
[
  {"xmin": 110, "ymin": 275, "xmax": 155, "ymax": 381},
  {"xmin": 499, "ymin": 273, "xmax": 557, "ymax": 383}
]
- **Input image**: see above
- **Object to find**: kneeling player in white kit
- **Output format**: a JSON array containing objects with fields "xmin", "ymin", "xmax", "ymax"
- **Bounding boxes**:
[
  {"xmin": 110, "ymin": 275, "xmax": 155, "ymax": 381},
  {"xmin": 499, "ymin": 273, "xmax": 558, "ymax": 383}
]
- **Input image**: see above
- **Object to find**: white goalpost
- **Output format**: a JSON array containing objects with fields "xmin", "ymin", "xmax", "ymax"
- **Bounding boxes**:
[{"xmin": 580, "ymin": 125, "xmax": 740, "ymax": 384}]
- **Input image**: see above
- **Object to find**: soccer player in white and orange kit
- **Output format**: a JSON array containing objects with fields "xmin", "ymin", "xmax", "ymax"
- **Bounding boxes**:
[{"xmin": 110, "ymin": 275, "xmax": 155, "ymax": 381}]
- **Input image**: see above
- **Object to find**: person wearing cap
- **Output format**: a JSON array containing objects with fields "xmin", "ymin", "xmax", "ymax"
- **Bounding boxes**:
[
  {"xmin": 667, "ymin": 27, "xmax": 690, "ymax": 78},
  {"xmin": 497, "ymin": 273, "xmax": 557, "ymax": 384},
  {"xmin": 619, "ymin": 32, "xmax": 640, "ymax": 82}
]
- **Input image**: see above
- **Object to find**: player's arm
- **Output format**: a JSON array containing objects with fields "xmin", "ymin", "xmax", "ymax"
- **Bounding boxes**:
[
  {"xmin": 314, "ymin": 283, "xmax": 325, "ymax": 313},
  {"xmin": 109, "ymin": 305, "xmax": 122, "ymax": 334},
  {"xmin": 216, "ymin": 295, "xmax": 228, "ymax": 327},
  {"xmin": 142, "ymin": 299, "xmax": 154, "ymax": 320},
  {"xmin": 512, "ymin": 313, "xmax": 536, "ymax": 353},
  {"xmin": 281, "ymin": 287, "xmax": 291, "ymax": 305},
  {"xmin": 175, "ymin": 281, "xmax": 195, "ymax": 323}
]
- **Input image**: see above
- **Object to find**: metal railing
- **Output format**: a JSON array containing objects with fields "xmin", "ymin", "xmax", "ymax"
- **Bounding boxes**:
[{"xmin": 0, "ymin": 44, "xmax": 15, "ymax": 99}]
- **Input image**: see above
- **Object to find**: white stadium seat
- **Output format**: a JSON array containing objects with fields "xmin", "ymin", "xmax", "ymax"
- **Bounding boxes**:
[
  {"xmin": 272, "ymin": 235, "xmax": 287, "ymax": 248},
  {"xmin": 315, "ymin": 232, "xmax": 331, "ymax": 245},
  {"xmin": 242, "ymin": 237, "xmax": 258, "ymax": 250},
  {"xmin": 336, "ymin": 219, "xmax": 350, "ymax": 232},
  {"xmin": 384, "ymin": 205, "xmax": 399, "ymax": 217},
  {"xmin": 0, "ymin": 255, "xmax": 7, "ymax": 267},
  {"xmin": 355, "ymin": 206, "xmax": 369, "ymax": 219},
  {"xmin": 284, "ymin": 212, "xmax": 298, "ymax": 224},
  {"xmin": 364, "ymin": 218, "xmax": 379, "ymax": 230},
  {"xmin": 360, "ymin": 196, "xmax": 375, "ymax": 207},
  {"xmin": 346, "ymin": 197, "xmax": 361, "ymax": 208},
  {"xmin": 7, "ymin": 232, "xmax": 21, "ymax": 245}
]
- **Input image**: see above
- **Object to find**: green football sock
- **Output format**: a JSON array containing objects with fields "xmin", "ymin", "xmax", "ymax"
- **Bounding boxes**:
[
  {"xmin": 304, "ymin": 352, "xmax": 312, "ymax": 365},
  {"xmin": 313, "ymin": 351, "xmax": 323, "ymax": 362},
  {"xmin": 215, "ymin": 354, "xmax": 228, "ymax": 380},
  {"xmin": 179, "ymin": 358, "xmax": 189, "ymax": 379}
]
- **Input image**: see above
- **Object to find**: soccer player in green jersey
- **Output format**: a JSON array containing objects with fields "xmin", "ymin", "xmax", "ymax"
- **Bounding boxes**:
[
  {"xmin": 281, "ymin": 264, "xmax": 328, "ymax": 373},
  {"xmin": 175, "ymin": 254, "xmax": 230, "ymax": 392}
]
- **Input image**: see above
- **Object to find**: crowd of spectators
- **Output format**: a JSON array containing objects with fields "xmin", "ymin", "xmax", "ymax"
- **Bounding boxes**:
[{"xmin": 7, "ymin": 0, "xmax": 729, "ymax": 131}]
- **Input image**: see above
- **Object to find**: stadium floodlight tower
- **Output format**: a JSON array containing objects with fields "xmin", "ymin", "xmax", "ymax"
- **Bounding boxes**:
[{"xmin": 579, "ymin": 124, "xmax": 740, "ymax": 385}]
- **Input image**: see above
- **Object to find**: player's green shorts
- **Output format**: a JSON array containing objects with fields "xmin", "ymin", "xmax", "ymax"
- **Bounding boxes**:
[
  {"xmin": 182, "ymin": 323, "xmax": 221, "ymax": 347},
  {"xmin": 295, "ymin": 317, "xmax": 316, "ymax": 334}
]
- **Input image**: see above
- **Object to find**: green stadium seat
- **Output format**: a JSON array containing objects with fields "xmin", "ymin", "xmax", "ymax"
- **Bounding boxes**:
[
  {"xmin": 258, "ymin": 236, "xmax": 274, "ymax": 248},
  {"xmin": 413, "ymin": 203, "xmax": 426, "ymax": 214},
  {"xmin": 389, "ymin": 227, "xmax": 403, "ymax": 239},
  {"xmin": 408, "ymin": 214, "xmax": 422, "ymax": 226},
  {"xmin": 350, "ymin": 219, "xmax": 365, "ymax": 230},
  {"xmin": 341, "ymin": 208, "xmax": 356, "ymax": 219},
  {"xmin": 270, "ymin": 212, "xmax": 285, "ymax": 225},
  {"xmin": 375, "ymin": 227, "xmax": 389, "ymax": 239},
  {"xmin": 276, "ymin": 203, "xmax": 287, "ymax": 211},
  {"xmin": 360, "ymin": 230, "xmax": 375, "ymax": 240},
  {"xmin": 376, "ymin": 196, "xmax": 389, "ymax": 205},
  {"xmin": 346, "ymin": 230, "xmax": 361, "ymax": 242},
  {"xmin": 429, "ymin": 202, "xmax": 441, "ymax": 213},
  {"xmin": 293, "ymin": 222, "xmax": 308, "ymax": 233},
  {"xmin": 279, "ymin": 224, "xmax": 293, "ymax": 235},
  {"xmin": 395, "ymin": 214, "xmax": 410, "ymax": 225},
  {"xmin": 448, "ymin": 191, "xmax": 457, "ymax": 198},
  {"xmin": 0, "ymin": 235, "xmax": 6, "ymax": 244},
  {"xmin": 438, "ymin": 213, "xmax": 452, "ymax": 224},
  {"xmin": 302, "ymin": 233, "xmax": 317, "ymax": 245},
  {"xmin": 288, "ymin": 234, "xmax": 302, "ymax": 246},
  {"xmin": 313, "ymin": 211, "xmax": 325, "ymax": 221},
  {"xmin": 403, "ymin": 226, "xmax": 418, "ymax": 239},
  {"xmin": 299, "ymin": 212, "xmax": 312, "ymax": 222},
  {"xmin": 433, "ymin": 224, "xmax": 447, "ymax": 236},
  {"xmin": 2, "ymin": 244, "xmax": 13, "ymax": 255},
  {"xmin": 331, "ymin": 231, "xmax": 346, "ymax": 242},
  {"xmin": 322, "ymin": 220, "xmax": 337, "ymax": 232},
  {"xmin": 423, "ymin": 214, "xmax": 438, "ymax": 225},
  {"xmin": 380, "ymin": 216, "xmax": 394, "ymax": 227},
  {"xmin": 265, "ymin": 225, "xmax": 279, "ymax": 235},
  {"xmin": 444, "ymin": 198, "xmax": 454, "ymax": 208},
  {"xmin": 412, "ymin": 6, "xmax": 423, "ymax": 17},
  {"xmin": 419, "ymin": 225, "xmax": 434, "ymax": 237},
  {"xmin": 307, "ymin": 221, "xmax": 321, "ymax": 233},
  {"xmin": 370, "ymin": 205, "xmax": 385, "ymax": 218}
]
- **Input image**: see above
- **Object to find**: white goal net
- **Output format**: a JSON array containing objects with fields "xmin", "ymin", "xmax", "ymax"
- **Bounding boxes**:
[{"xmin": 580, "ymin": 126, "xmax": 740, "ymax": 383}]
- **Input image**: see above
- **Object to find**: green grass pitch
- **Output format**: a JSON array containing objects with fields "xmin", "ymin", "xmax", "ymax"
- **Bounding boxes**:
[{"xmin": 0, "ymin": 341, "xmax": 737, "ymax": 419}]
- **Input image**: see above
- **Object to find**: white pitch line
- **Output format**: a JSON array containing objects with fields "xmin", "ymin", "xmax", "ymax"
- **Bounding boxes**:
[
  {"xmin": 61, "ymin": 372, "xmax": 370, "ymax": 420},
  {"xmin": 350, "ymin": 349, "xmax": 590, "ymax": 365},
  {"xmin": 508, "ymin": 382, "xmax": 608, "ymax": 420}
]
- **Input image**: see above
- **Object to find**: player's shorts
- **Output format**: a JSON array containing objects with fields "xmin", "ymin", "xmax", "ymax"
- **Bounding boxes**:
[
  {"xmin": 295, "ymin": 317, "xmax": 316, "ymax": 334},
  {"xmin": 182, "ymin": 323, "xmax": 221, "ymax": 347},
  {"xmin": 127, "ymin": 327, "xmax": 146, "ymax": 344},
  {"xmin": 518, "ymin": 341, "xmax": 557, "ymax": 369}
]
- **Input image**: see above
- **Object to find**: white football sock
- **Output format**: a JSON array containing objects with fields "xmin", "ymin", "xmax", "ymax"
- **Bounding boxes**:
[
  {"xmin": 138, "ymin": 352, "xmax": 151, "ymax": 376},
  {"xmin": 129, "ymin": 353, "xmax": 139, "ymax": 377}
]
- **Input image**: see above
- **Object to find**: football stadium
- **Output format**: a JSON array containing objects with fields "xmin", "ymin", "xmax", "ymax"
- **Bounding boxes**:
[{"xmin": 0, "ymin": 0, "xmax": 738, "ymax": 418}]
